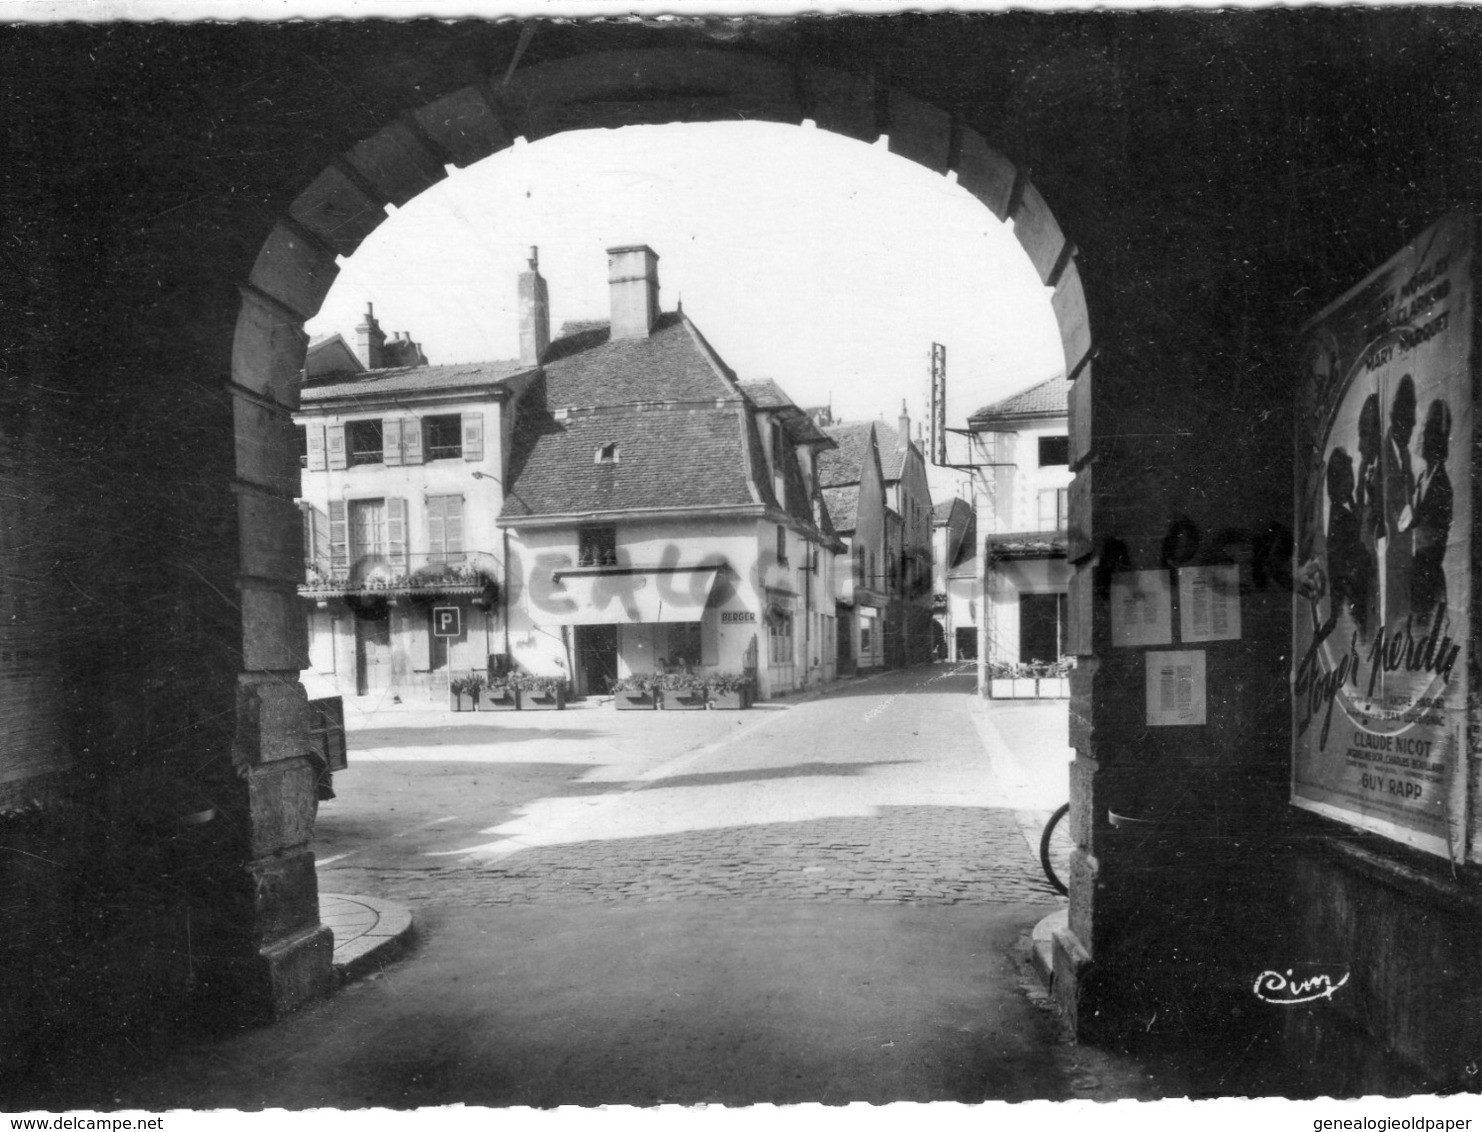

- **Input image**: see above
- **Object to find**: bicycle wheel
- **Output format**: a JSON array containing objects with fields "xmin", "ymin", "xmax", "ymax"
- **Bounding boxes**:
[{"xmin": 1039, "ymin": 802, "xmax": 1070, "ymax": 896}]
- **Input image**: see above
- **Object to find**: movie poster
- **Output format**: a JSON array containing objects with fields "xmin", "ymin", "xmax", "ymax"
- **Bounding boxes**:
[{"xmin": 1292, "ymin": 212, "xmax": 1473, "ymax": 859}]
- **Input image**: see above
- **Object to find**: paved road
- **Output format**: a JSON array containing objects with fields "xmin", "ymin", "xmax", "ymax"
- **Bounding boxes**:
[
  {"xmin": 30, "ymin": 665, "xmax": 1210, "ymax": 1109},
  {"xmin": 317, "ymin": 662, "xmax": 1073, "ymax": 911}
]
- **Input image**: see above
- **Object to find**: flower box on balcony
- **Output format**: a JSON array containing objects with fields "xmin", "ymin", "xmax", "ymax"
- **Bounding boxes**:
[{"xmin": 479, "ymin": 684, "xmax": 520, "ymax": 711}]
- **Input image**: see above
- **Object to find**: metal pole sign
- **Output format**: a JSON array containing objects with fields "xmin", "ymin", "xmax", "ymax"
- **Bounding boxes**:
[
  {"xmin": 432, "ymin": 606, "xmax": 462, "ymax": 638},
  {"xmin": 930, "ymin": 342, "xmax": 947, "ymax": 467}
]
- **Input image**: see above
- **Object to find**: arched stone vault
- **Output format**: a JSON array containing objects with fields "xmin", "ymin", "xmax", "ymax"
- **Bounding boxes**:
[{"xmin": 229, "ymin": 45, "xmax": 1094, "ymax": 1017}]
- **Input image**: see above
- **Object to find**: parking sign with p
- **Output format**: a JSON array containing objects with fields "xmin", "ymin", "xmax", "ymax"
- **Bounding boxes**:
[{"xmin": 432, "ymin": 606, "xmax": 462, "ymax": 638}]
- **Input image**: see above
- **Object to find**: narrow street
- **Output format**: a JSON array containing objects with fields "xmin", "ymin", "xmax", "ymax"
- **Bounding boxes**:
[{"xmin": 54, "ymin": 665, "xmax": 1194, "ymax": 1109}]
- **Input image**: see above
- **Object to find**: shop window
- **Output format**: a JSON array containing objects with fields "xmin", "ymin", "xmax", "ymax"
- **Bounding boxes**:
[
  {"xmin": 578, "ymin": 525, "xmax": 617, "ymax": 567},
  {"xmin": 426, "ymin": 494, "xmax": 465, "ymax": 563},
  {"xmin": 1038, "ymin": 487, "xmax": 1069, "ymax": 531},
  {"xmin": 424, "ymin": 414, "xmax": 462, "ymax": 460},
  {"xmin": 1039, "ymin": 435, "xmax": 1070, "ymax": 467},
  {"xmin": 663, "ymin": 623, "xmax": 702, "ymax": 670},
  {"xmin": 347, "ymin": 419, "xmax": 384, "ymax": 466}
]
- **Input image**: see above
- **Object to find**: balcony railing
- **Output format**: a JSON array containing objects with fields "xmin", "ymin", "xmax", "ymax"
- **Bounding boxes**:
[{"xmin": 300, "ymin": 550, "xmax": 499, "ymax": 598}]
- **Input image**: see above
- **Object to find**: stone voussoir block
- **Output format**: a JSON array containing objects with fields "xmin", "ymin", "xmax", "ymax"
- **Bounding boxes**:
[
  {"xmin": 1066, "ymin": 847, "xmax": 1100, "ymax": 948},
  {"xmin": 801, "ymin": 64, "xmax": 878, "ymax": 144},
  {"xmin": 345, "ymin": 117, "xmax": 447, "ymax": 208},
  {"xmin": 1013, "ymin": 181, "xmax": 1068, "ymax": 285},
  {"xmin": 1068, "ymin": 361, "xmax": 1093, "ymax": 470},
  {"xmin": 232, "ymin": 288, "xmax": 308, "ymax": 409},
  {"xmin": 288, "ymin": 163, "xmax": 388, "ymax": 258},
  {"xmin": 952, "ymin": 127, "xmax": 1016, "ymax": 220},
  {"xmin": 237, "ymin": 486, "xmax": 307, "ymax": 584},
  {"xmin": 1053, "ymin": 259, "xmax": 1092, "ymax": 383},
  {"xmin": 413, "ymin": 84, "xmax": 512, "ymax": 168},
  {"xmin": 233, "ymin": 392, "xmax": 301, "ymax": 498},
  {"xmin": 248, "ymin": 847, "xmax": 323, "ymax": 945},
  {"xmin": 1067, "ymin": 565, "xmax": 1095, "ymax": 659},
  {"xmin": 236, "ymin": 676, "xmax": 310, "ymax": 767},
  {"xmin": 886, "ymin": 88, "xmax": 953, "ymax": 174},
  {"xmin": 1067, "ymin": 464, "xmax": 1094, "ymax": 563},
  {"xmin": 1066, "ymin": 754, "xmax": 1102, "ymax": 849},
  {"xmin": 248, "ymin": 222, "xmax": 341, "ymax": 322},
  {"xmin": 246, "ymin": 757, "xmax": 319, "ymax": 859},
  {"xmin": 506, "ymin": 50, "xmax": 803, "ymax": 142},
  {"xmin": 241, "ymin": 582, "xmax": 309, "ymax": 673}
]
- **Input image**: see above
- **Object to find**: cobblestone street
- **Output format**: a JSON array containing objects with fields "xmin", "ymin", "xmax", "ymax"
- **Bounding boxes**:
[{"xmin": 318, "ymin": 663, "xmax": 1070, "ymax": 912}]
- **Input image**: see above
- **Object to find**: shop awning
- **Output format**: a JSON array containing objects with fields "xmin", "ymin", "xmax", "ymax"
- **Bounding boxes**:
[{"xmin": 531, "ymin": 566, "xmax": 723, "ymax": 625}]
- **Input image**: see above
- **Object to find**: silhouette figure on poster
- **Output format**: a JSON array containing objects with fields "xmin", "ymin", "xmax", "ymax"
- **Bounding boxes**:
[
  {"xmin": 1323, "ymin": 447, "xmax": 1371, "ymax": 637},
  {"xmin": 1353, "ymin": 393, "xmax": 1383, "ymax": 635},
  {"xmin": 1382, "ymin": 374, "xmax": 1417, "ymax": 624},
  {"xmin": 1410, "ymin": 397, "xmax": 1453, "ymax": 625}
]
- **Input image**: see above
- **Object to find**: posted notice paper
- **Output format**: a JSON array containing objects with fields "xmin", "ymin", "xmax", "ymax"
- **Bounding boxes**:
[{"xmin": 1146, "ymin": 649, "xmax": 1207, "ymax": 726}]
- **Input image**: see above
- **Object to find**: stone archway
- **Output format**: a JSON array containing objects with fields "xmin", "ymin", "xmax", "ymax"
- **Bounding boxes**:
[{"xmin": 229, "ymin": 45, "xmax": 1094, "ymax": 1016}]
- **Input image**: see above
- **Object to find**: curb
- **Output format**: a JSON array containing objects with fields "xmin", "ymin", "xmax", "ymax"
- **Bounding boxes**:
[{"xmin": 319, "ymin": 892, "xmax": 415, "ymax": 984}]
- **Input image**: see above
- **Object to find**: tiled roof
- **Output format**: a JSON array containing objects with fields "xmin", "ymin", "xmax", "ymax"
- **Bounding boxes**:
[
  {"xmin": 970, "ymin": 374, "xmax": 1070, "ymax": 423},
  {"xmin": 818, "ymin": 423, "xmax": 874, "ymax": 487},
  {"xmin": 871, "ymin": 421, "xmax": 910, "ymax": 481},
  {"xmin": 301, "ymin": 358, "xmax": 529, "ymax": 402},
  {"xmin": 502, "ymin": 397, "xmax": 755, "ymax": 518},
  {"xmin": 739, "ymin": 379, "xmax": 791, "ymax": 409},
  {"xmin": 823, "ymin": 485, "xmax": 859, "ymax": 532},
  {"xmin": 540, "ymin": 312, "xmax": 738, "ymax": 407}
]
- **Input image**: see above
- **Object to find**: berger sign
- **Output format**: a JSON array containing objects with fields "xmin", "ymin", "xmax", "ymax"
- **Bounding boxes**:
[{"xmin": 1292, "ymin": 211, "xmax": 1473, "ymax": 859}]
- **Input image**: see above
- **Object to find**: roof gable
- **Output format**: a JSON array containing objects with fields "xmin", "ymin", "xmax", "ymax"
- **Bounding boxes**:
[
  {"xmin": 540, "ymin": 311, "xmax": 739, "ymax": 408},
  {"xmin": 970, "ymin": 374, "xmax": 1070, "ymax": 424}
]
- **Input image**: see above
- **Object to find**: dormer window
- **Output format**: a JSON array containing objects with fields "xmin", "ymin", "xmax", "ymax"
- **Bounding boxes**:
[{"xmin": 596, "ymin": 442, "xmax": 619, "ymax": 464}]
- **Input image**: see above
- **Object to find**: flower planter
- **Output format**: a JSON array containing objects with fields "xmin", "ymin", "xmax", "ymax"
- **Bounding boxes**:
[
  {"xmin": 522, "ymin": 689, "xmax": 566, "ymax": 711},
  {"xmin": 707, "ymin": 689, "xmax": 752, "ymax": 710},
  {"xmin": 661, "ymin": 689, "xmax": 708, "ymax": 711},
  {"xmin": 1042, "ymin": 677, "xmax": 1070, "ymax": 699},
  {"xmin": 614, "ymin": 690, "xmax": 657, "ymax": 710},
  {"xmin": 989, "ymin": 678, "xmax": 1020, "ymax": 700},
  {"xmin": 451, "ymin": 692, "xmax": 477, "ymax": 712},
  {"xmin": 479, "ymin": 687, "xmax": 521, "ymax": 711}
]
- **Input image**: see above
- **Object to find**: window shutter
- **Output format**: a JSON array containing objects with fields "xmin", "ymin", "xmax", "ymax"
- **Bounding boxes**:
[
  {"xmin": 402, "ymin": 417, "xmax": 423, "ymax": 464},
  {"xmin": 327, "ymin": 424, "xmax": 347, "ymax": 470},
  {"xmin": 426, "ymin": 494, "xmax": 445, "ymax": 560},
  {"xmin": 306, "ymin": 424, "xmax": 327, "ymax": 472},
  {"xmin": 387, "ymin": 497, "xmax": 407, "ymax": 571},
  {"xmin": 446, "ymin": 495, "xmax": 464, "ymax": 562},
  {"xmin": 328, "ymin": 500, "xmax": 347, "ymax": 575},
  {"xmin": 383, "ymin": 418, "xmax": 404, "ymax": 466},
  {"xmin": 300, "ymin": 504, "xmax": 315, "ymax": 569},
  {"xmin": 462, "ymin": 412, "xmax": 484, "ymax": 461}
]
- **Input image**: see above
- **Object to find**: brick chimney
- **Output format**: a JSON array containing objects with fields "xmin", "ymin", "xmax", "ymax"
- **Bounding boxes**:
[
  {"xmin": 607, "ymin": 245, "xmax": 660, "ymax": 340},
  {"xmin": 518, "ymin": 246, "xmax": 550, "ymax": 366},
  {"xmin": 898, "ymin": 400, "xmax": 910, "ymax": 450},
  {"xmin": 355, "ymin": 302, "xmax": 386, "ymax": 369}
]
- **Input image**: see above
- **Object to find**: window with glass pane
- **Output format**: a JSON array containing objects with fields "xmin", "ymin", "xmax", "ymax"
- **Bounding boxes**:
[
  {"xmin": 424, "ymin": 414, "xmax": 462, "ymax": 460},
  {"xmin": 347, "ymin": 419, "xmax": 384, "ymax": 466},
  {"xmin": 578, "ymin": 526, "xmax": 616, "ymax": 566},
  {"xmin": 1037, "ymin": 488, "xmax": 1069, "ymax": 531},
  {"xmin": 1038, "ymin": 435, "xmax": 1070, "ymax": 467}
]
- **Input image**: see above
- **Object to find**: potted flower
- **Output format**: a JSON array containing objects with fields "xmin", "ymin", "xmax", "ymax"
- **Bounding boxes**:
[
  {"xmin": 450, "ymin": 672, "xmax": 485, "ymax": 712},
  {"xmin": 705, "ymin": 671, "xmax": 753, "ymax": 710},
  {"xmin": 514, "ymin": 673, "xmax": 567, "ymax": 711},
  {"xmin": 610, "ymin": 674, "xmax": 657, "ymax": 710},
  {"xmin": 480, "ymin": 672, "xmax": 520, "ymax": 711},
  {"xmin": 658, "ymin": 671, "xmax": 708, "ymax": 711}
]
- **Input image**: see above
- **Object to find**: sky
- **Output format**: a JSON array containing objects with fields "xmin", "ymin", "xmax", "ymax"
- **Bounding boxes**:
[{"xmin": 306, "ymin": 119, "xmax": 1065, "ymax": 499}]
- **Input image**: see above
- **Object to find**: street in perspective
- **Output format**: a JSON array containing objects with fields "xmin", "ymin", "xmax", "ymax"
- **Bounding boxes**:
[{"xmin": 36, "ymin": 664, "xmax": 1199, "ymax": 1109}]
